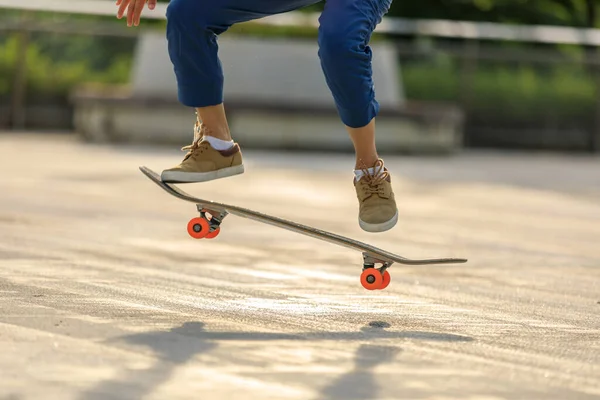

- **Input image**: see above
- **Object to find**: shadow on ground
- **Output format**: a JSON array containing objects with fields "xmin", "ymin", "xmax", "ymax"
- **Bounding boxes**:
[
  {"xmin": 319, "ymin": 343, "xmax": 401, "ymax": 400},
  {"xmin": 80, "ymin": 320, "xmax": 471, "ymax": 400},
  {"xmin": 0, "ymin": 394, "xmax": 21, "ymax": 400}
]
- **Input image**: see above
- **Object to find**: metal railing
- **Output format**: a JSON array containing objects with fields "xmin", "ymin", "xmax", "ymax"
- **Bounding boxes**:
[{"xmin": 3, "ymin": 0, "xmax": 600, "ymax": 46}]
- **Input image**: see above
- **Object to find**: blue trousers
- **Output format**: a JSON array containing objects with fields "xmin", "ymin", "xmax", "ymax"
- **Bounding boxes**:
[{"xmin": 165, "ymin": 0, "xmax": 392, "ymax": 128}]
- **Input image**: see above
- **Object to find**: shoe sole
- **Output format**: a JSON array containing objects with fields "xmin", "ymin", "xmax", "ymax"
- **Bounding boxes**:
[
  {"xmin": 359, "ymin": 210, "xmax": 399, "ymax": 233},
  {"xmin": 161, "ymin": 164, "xmax": 245, "ymax": 183}
]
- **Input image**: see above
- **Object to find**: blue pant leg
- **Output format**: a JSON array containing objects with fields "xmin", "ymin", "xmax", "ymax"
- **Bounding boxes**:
[
  {"xmin": 166, "ymin": 0, "xmax": 319, "ymax": 108},
  {"xmin": 318, "ymin": 0, "xmax": 393, "ymax": 128}
]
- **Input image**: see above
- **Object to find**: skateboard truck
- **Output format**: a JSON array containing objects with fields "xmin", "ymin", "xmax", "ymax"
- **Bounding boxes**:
[
  {"xmin": 361, "ymin": 253, "xmax": 393, "ymax": 290},
  {"xmin": 186, "ymin": 205, "xmax": 229, "ymax": 240},
  {"xmin": 197, "ymin": 205, "xmax": 228, "ymax": 228}
]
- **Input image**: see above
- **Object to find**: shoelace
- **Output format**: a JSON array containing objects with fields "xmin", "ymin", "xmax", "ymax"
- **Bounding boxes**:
[
  {"xmin": 359, "ymin": 159, "xmax": 389, "ymax": 196},
  {"xmin": 180, "ymin": 121, "xmax": 206, "ymax": 161}
]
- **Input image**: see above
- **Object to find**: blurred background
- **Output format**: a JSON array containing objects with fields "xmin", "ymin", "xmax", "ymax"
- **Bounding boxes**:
[{"xmin": 1, "ymin": 0, "xmax": 600, "ymax": 152}]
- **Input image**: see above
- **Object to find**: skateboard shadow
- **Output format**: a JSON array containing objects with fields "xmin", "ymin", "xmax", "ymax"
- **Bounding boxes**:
[
  {"xmin": 163, "ymin": 320, "xmax": 471, "ymax": 342},
  {"xmin": 80, "ymin": 321, "xmax": 471, "ymax": 400}
]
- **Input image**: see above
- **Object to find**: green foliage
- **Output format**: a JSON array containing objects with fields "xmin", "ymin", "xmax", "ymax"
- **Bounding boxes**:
[
  {"xmin": 402, "ymin": 59, "xmax": 596, "ymax": 120},
  {"xmin": 0, "ymin": 34, "xmax": 133, "ymax": 101},
  {"xmin": 389, "ymin": 0, "xmax": 598, "ymax": 27}
]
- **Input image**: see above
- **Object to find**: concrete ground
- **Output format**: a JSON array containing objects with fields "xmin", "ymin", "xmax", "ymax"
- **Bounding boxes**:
[{"xmin": 0, "ymin": 132, "xmax": 599, "ymax": 400}]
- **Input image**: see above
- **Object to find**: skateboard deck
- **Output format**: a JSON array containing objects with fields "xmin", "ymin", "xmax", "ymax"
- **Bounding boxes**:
[{"xmin": 140, "ymin": 166, "xmax": 467, "ymax": 290}]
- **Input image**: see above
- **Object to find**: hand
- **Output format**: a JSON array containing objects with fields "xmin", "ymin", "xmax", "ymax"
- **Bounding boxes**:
[{"xmin": 116, "ymin": 0, "xmax": 157, "ymax": 27}]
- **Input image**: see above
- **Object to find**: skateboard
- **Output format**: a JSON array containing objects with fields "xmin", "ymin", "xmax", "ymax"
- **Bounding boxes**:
[{"xmin": 140, "ymin": 166, "xmax": 467, "ymax": 290}]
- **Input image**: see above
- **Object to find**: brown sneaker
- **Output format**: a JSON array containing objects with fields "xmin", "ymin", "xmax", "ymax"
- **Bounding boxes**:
[
  {"xmin": 161, "ymin": 137, "xmax": 244, "ymax": 183},
  {"xmin": 354, "ymin": 159, "xmax": 398, "ymax": 232}
]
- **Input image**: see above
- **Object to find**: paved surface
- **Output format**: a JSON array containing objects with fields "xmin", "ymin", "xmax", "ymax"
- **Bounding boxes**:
[{"xmin": 0, "ymin": 133, "xmax": 599, "ymax": 400}]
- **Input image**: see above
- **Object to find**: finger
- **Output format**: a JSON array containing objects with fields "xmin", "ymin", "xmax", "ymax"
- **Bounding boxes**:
[
  {"xmin": 117, "ymin": 0, "xmax": 129, "ymax": 19},
  {"xmin": 127, "ymin": 2, "xmax": 135, "ymax": 26},
  {"xmin": 148, "ymin": 0, "xmax": 157, "ymax": 11},
  {"xmin": 116, "ymin": 0, "xmax": 122, "ymax": 6},
  {"xmin": 133, "ymin": 0, "xmax": 146, "ymax": 26}
]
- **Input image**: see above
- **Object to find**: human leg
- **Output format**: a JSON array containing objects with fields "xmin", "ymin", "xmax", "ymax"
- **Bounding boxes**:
[
  {"xmin": 162, "ymin": 0, "xmax": 319, "ymax": 182},
  {"xmin": 318, "ymin": 0, "xmax": 398, "ymax": 232},
  {"xmin": 347, "ymin": 119, "xmax": 378, "ymax": 170}
]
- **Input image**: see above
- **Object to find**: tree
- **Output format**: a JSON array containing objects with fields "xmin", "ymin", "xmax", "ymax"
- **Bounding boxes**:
[{"xmin": 388, "ymin": 0, "xmax": 597, "ymax": 27}]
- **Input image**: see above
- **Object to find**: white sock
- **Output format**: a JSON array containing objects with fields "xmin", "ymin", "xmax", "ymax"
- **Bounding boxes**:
[
  {"xmin": 204, "ymin": 135, "xmax": 234, "ymax": 151},
  {"xmin": 354, "ymin": 167, "xmax": 379, "ymax": 181}
]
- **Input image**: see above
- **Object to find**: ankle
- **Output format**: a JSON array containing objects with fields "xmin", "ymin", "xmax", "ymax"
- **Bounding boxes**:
[
  {"xmin": 201, "ymin": 125, "xmax": 232, "ymax": 141},
  {"xmin": 195, "ymin": 104, "xmax": 232, "ymax": 141},
  {"xmin": 355, "ymin": 156, "xmax": 379, "ymax": 170}
]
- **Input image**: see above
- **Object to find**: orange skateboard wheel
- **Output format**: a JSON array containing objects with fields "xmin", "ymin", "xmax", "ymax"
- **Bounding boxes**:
[
  {"xmin": 205, "ymin": 227, "xmax": 220, "ymax": 239},
  {"xmin": 379, "ymin": 270, "xmax": 391, "ymax": 290},
  {"xmin": 187, "ymin": 217, "xmax": 210, "ymax": 239},
  {"xmin": 360, "ymin": 268, "xmax": 383, "ymax": 290}
]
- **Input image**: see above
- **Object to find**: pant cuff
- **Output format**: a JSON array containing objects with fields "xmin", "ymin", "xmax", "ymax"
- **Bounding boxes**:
[
  {"xmin": 338, "ymin": 99, "xmax": 380, "ymax": 128},
  {"xmin": 177, "ymin": 82, "xmax": 224, "ymax": 108}
]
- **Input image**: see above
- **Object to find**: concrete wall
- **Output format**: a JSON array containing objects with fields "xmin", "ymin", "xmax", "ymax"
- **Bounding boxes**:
[
  {"xmin": 130, "ymin": 33, "xmax": 404, "ymax": 108},
  {"xmin": 73, "ymin": 33, "xmax": 462, "ymax": 153}
]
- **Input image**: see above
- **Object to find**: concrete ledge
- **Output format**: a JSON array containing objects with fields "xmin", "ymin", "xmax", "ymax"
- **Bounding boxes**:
[
  {"xmin": 0, "ymin": 104, "xmax": 72, "ymax": 130},
  {"xmin": 71, "ymin": 33, "xmax": 463, "ymax": 153},
  {"xmin": 72, "ymin": 88, "xmax": 463, "ymax": 153}
]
